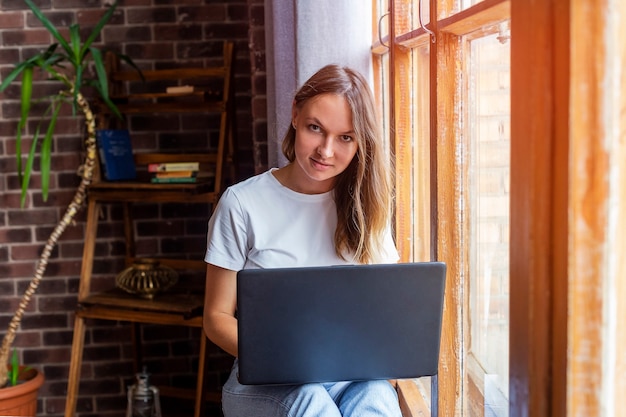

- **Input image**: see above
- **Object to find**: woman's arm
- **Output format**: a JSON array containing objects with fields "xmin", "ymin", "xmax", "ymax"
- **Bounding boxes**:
[{"xmin": 203, "ymin": 264, "xmax": 239, "ymax": 357}]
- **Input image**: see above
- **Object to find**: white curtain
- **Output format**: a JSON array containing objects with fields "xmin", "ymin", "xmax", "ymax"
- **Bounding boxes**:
[{"xmin": 265, "ymin": 0, "xmax": 373, "ymax": 167}]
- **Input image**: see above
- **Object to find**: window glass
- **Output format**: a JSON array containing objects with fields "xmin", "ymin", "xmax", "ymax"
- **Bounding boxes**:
[
  {"xmin": 461, "ymin": 0, "xmax": 486, "ymax": 11},
  {"xmin": 467, "ymin": 30, "xmax": 510, "ymax": 417},
  {"xmin": 411, "ymin": 44, "xmax": 431, "ymax": 262},
  {"xmin": 411, "ymin": 0, "xmax": 430, "ymax": 28},
  {"xmin": 379, "ymin": 53, "xmax": 391, "ymax": 156},
  {"xmin": 377, "ymin": 0, "xmax": 390, "ymax": 43}
]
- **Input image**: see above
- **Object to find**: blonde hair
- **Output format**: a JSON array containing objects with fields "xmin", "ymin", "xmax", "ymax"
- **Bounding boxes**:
[{"xmin": 282, "ymin": 65, "xmax": 394, "ymax": 264}]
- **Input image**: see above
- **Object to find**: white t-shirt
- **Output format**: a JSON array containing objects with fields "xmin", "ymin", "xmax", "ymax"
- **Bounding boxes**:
[
  {"xmin": 204, "ymin": 168, "xmax": 399, "ymax": 270},
  {"xmin": 204, "ymin": 169, "xmax": 399, "ymax": 398}
]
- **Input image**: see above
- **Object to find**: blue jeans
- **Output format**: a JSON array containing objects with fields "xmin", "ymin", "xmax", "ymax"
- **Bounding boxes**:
[{"xmin": 221, "ymin": 360, "xmax": 403, "ymax": 417}]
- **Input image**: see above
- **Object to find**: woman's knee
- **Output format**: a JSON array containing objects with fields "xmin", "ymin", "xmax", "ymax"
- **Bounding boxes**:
[
  {"xmin": 338, "ymin": 380, "xmax": 402, "ymax": 417},
  {"xmin": 288, "ymin": 384, "xmax": 342, "ymax": 417},
  {"xmin": 222, "ymin": 382, "xmax": 341, "ymax": 417},
  {"xmin": 347, "ymin": 380, "xmax": 397, "ymax": 398}
]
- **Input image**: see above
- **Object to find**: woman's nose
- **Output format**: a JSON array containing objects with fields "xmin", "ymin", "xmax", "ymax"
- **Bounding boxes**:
[{"xmin": 317, "ymin": 136, "xmax": 334, "ymax": 158}]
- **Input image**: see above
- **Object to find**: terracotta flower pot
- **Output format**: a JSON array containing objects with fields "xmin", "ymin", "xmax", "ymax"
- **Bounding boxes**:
[{"xmin": 0, "ymin": 367, "xmax": 44, "ymax": 416}]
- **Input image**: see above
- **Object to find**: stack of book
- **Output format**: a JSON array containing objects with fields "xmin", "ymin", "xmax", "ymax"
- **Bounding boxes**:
[{"xmin": 148, "ymin": 162, "xmax": 201, "ymax": 183}]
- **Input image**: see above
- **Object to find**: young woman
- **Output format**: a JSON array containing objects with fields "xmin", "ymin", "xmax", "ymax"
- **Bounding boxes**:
[{"xmin": 203, "ymin": 64, "xmax": 402, "ymax": 417}]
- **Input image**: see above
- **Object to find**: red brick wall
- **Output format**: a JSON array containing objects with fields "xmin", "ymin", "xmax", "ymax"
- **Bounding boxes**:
[
  {"xmin": 0, "ymin": 1, "xmax": 266, "ymax": 416},
  {"xmin": 247, "ymin": 0, "xmax": 268, "ymax": 174}
]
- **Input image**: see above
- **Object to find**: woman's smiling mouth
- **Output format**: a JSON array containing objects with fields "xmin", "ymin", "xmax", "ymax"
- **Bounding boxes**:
[{"xmin": 311, "ymin": 158, "xmax": 332, "ymax": 170}]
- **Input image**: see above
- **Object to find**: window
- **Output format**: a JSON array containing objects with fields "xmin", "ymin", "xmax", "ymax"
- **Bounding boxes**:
[
  {"xmin": 374, "ymin": 1, "xmax": 626, "ymax": 417},
  {"xmin": 373, "ymin": 0, "xmax": 512, "ymax": 415}
]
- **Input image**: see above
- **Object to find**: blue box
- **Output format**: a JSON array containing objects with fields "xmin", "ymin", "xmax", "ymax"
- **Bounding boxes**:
[{"xmin": 96, "ymin": 129, "xmax": 137, "ymax": 181}]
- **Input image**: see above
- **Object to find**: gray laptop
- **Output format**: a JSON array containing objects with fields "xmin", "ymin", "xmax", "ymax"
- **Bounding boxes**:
[{"xmin": 236, "ymin": 262, "xmax": 446, "ymax": 385}]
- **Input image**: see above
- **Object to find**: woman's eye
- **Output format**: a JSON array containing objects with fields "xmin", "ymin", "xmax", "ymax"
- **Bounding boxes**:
[
  {"xmin": 309, "ymin": 124, "xmax": 321, "ymax": 132},
  {"xmin": 340, "ymin": 135, "xmax": 353, "ymax": 142}
]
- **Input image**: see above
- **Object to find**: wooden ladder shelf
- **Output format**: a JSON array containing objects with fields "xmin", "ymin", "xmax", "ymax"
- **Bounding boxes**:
[{"xmin": 64, "ymin": 41, "xmax": 236, "ymax": 417}]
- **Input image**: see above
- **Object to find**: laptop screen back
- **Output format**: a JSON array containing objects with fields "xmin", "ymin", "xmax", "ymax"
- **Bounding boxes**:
[{"xmin": 236, "ymin": 262, "xmax": 446, "ymax": 385}]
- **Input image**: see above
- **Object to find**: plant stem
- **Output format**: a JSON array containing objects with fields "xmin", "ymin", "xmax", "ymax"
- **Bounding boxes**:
[{"xmin": 0, "ymin": 90, "xmax": 97, "ymax": 387}]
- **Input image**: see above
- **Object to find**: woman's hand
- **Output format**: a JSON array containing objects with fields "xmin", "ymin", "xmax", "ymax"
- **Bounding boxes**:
[{"xmin": 203, "ymin": 264, "xmax": 239, "ymax": 357}]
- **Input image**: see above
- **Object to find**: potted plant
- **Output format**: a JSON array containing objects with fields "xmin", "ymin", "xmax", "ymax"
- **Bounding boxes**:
[
  {"xmin": 0, "ymin": 0, "xmax": 138, "ymax": 411},
  {"xmin": 0, "ymin": 350, "xmax": 44, "ymax": 416}
]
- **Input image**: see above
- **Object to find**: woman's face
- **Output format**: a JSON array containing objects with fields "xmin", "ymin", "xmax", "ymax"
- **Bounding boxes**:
[{"xmin": 291, "ymin": 93, "xmax": 358, "ymax": 193}]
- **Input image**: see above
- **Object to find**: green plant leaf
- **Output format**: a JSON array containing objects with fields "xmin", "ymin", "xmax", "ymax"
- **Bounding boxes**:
[
  {"xmin": 0, "ymin": 61, "xmax": 30, "ymax": 92},
  {"xmin": 15, "ymin": 128, "xmax": 24, "ymax": 183},
  {"xmin": 8, "ymin": 349, "xmax": 31, "ymax": 386},
  {"xmin": 0, "ymin": 52, "xmax": 47, "ymax": 92},
  {"xmin": 88, "ymin": 79, "xmax": 122, "ymax": 120},
  {"xmin": 10, "ymin": 349, "xmax": 18, "ymax": 386},
  {"xmin": 68, "ymin": 24, "xmax": 83, "ymax": 110},
  {"xmin": 40, "ymin": 102, "xmax": 62, "ymax": 202},
  {"xmin": 35, "ymin": 46, "xmax": 54, "ymax": 66},
  {"xmin": 24, "ymin": 0, "xmax": 73, "ymax": 58},
  {"xmin": 69, "ymin": 23, "xmax": 81, "ymax": 67},
  {"xmin": 21, "ymin": 123, "xmax": 41, "ymax": 208},
  {"xmin": 117, "ymin": 53, "xmax": 145, "ymax": 82},
  {"xmin": 37, "ymin": 48, "xmax": 67, "ymax": 85},
  {"xmin": 80, "ymin": 1, "xmax": 119, "ymax": 60},
  {"xmin": 20, "ymin": 68, "xmax": 33, "ymax": 123},
  {"xmin": 20, "ymin": 68, "xmax": 33, "ymax": 121},
  {"xmin": 69, "ymin": 24, "xmax": 81, "ymax": 63},
  {"xmin": 15, "ymin": 67, "xmax": 34, "ymax": 185},
  {"xmin": 90, "ymin": 47, "xmax": 109, "ymax": 98}
]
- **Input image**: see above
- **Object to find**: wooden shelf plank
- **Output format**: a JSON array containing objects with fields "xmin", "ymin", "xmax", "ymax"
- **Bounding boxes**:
[
  {"xmin": 111, "ymin": 66, "xmax": 227, "ymax": 82},
  {"xmin": 113, "ymin": 101, "xmax": 226, "ymax": 114},
  {"xmin": 80, "ymin": 288, "xmax": 203, "ymax": 315},
  {"xmin": 77, "ymin": 304, "xmax": 204, "ymax": 326},
  {"xmin": 87, "ymin": 188, "xmax": 218, "ymax": 203}
]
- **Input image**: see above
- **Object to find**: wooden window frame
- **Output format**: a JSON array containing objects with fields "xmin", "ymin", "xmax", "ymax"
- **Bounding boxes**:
[
  {"xmin": 375, "ymin": 0, "xmax": 625, "ymax": 416},
  {"xmin": 376, "ymin": 1, "xmax": 513, "ymax": 416}
]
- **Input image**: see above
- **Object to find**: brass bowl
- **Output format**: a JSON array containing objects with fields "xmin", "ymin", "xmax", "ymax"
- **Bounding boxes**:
[{"xmin": 115, "ymin": 259, "xmax": 179, "ymax": 299}]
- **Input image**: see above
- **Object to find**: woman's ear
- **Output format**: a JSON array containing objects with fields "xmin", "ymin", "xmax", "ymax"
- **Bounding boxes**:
[{"xmin": 291, "ymin": 106, "xmax": 298, "ymax": 129}]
